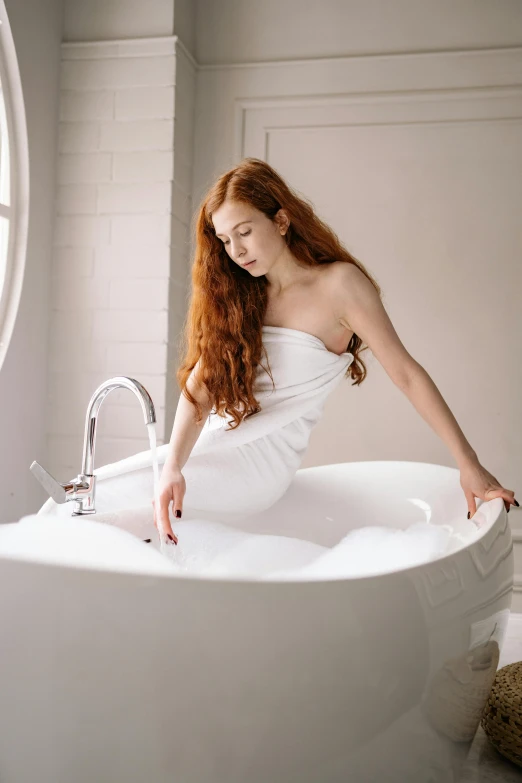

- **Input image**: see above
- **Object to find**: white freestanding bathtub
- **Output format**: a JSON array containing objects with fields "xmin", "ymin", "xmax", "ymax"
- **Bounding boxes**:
[{"xmin": 0, "ymin": 461, "xmax": 514, "ymax": 783}]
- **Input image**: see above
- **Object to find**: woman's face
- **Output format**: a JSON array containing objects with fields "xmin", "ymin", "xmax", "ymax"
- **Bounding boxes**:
[{"xmin": 211, "ymin": 200, "xmax": 289, "ymax": 275}]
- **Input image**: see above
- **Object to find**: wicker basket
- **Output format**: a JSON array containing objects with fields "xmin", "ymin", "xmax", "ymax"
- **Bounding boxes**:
[
  {"xmin": 422, "ymin": 640, "xmax": 500, "ymax": 742},
  {"xmin": 481, "ymin": 661, "xmax": 522, "ymax": 768}
]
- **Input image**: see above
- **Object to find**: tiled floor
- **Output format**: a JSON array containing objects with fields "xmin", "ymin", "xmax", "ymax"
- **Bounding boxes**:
[{"xmin": 458, "ymin": 612, "xmax": 522, "ymax": 782}]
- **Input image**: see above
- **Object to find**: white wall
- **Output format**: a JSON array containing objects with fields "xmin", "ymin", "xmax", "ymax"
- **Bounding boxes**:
[
  {"xmin": 63, "ymin": 0, "xmax": 175, "ymax": 41},
  {"xmin": 0, "ymin": 0, "xmax": 64, "ymax": 523},
  {"xmin": 171, "ymin": 0, "xmax": 196, "ymax": 56},
  {"xmin": 195, "ymin": 0, "xmax": 522, "ymax": 65},
  {"xmin": 63, "ymin": 0, "xmax": 195, "ymax": 53}
]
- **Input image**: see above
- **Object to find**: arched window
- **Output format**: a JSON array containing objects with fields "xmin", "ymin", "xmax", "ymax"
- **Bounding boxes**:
[
  {"xmin": 0, "ymin": 81, "xmax": 11, "ymax": 298},
  {"xmin": 0, "ymin": 4, "xmax": 29, "ymax": 372}
]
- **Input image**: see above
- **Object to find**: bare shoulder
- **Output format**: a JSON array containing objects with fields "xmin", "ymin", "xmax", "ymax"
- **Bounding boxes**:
[
  {"xmin": 325, "ymin": 260, "xmax": 371, "ymax": 289},
  {"xmin": 323, "ymin": 261, "xmax": 376, "ymax": 310},
  {"xmin": 324, "ymin": 262, "xmax": 418, "ymax": 387}
]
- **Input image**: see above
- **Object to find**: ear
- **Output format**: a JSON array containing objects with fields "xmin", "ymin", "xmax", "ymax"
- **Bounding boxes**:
[{"xmin": 275, "ymin": 209, "xmax": 290, "ymax": 235}]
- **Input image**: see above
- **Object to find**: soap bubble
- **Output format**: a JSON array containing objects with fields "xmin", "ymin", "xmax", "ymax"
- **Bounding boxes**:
[
  {"xmin": 0, "ymin": 514, "xmax": 453, "ymax": 581},
  {"xmin": 158, "ymin": 519, "xmax": 452, "ymax": 581},
  {"xmin": 264, "ymin": 522, "xmax": 452, "ymax": 581}
]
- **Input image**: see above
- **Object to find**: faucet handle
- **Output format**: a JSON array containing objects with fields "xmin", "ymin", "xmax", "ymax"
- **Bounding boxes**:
[{"xmin": 29, "ymin": 460, "xmax": 74, "ymax": 504}]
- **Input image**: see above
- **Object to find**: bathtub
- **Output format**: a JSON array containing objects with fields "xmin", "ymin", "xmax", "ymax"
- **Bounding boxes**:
[{"xmin": 0, "ymin": 460, "xmax": 514, "ymax": 783}]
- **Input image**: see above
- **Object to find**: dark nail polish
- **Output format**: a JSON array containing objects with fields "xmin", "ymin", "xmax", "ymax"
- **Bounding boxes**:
[
  {"xmin": 514, "ymin": 499, "xmax": 519, "ymax": 507},
  {"xmin": 143, "ymin": 538, "xmax": 151, "ymax": 543},
  {"xmin": 175, "ymin": 510, "xmax": 182, "ymax": 518},
  {"xmin": 467, "ymin": 512, "xmax": 470, "ymax": 519},
  {"xmin": 167, "ymin": 533, "xmax": 178, "ymax": 545}
]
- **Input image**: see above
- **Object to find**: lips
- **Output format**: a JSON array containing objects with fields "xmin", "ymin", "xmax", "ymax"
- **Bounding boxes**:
[{"xmin": 242, "ymin": 259, "xmax": 256, "ymax": 267}]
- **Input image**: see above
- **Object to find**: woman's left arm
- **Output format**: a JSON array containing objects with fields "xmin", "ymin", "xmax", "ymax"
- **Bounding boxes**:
[
  {"xmin": 332, "ymin": 263, "xmax": 519, "ymax": 518},
  {"xmin": 397, "ymin": 363, "xmax": 517, "ymax": 516}
]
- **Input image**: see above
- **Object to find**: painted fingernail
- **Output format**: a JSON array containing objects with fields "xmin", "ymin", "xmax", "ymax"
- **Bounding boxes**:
[
  {"xmin": 467, "ymin": 512, "xmax": 470, "ymax": 519},
  {"xmin": 143, "ymin": 538, "xmax": 151, "ymax": 543},
  {"xmin": 175, "ymin": 510, "xmax": 182, "ymax": 518},
  {"xmin": 514, "ymin": 499, "xmax": 519, "ymax": 507},
  {"xmin": 167, "ymin": 534, "xmax": 178, "ymax": 545}
]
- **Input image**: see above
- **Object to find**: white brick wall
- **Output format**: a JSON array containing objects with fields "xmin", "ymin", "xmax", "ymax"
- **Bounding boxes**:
[
  {"xmin": 166, "ymin": 42, "xmax": 196, "ymax": 426},
  {"xmin": 59, "ymin": 122, "xmax": 101, "ymax": 153},
  {"xmin": 48, "ymin": 35, "xmax": 196, "ymax": 483},
  {"xmin": 109, "ymin": 279, "xmax": 169, "ymax": 310},
  {"xmin": 60, "ymin": 90, "xmax": 114, "ymax": 121},
  {"xmin": 112, "ymin": 150, "xmax": 174, "ymax": 182},
  {"xmin": 53, "ymin": 246, "xmax": 95, "ymax": 278},
  {"xmin": 115, "ymin": 86, "xmax": 175, "ymax": 120},
  {"xmin": 54, "ymin": 215, "xmax": 111, "ymax": 246},
  {"xmin": 57, "ymin": 184, "xmax": 98, "ymax": 215},
  {"xmin": 94, "ymin": 244, "xmax": 171, "ymax": 277},
  {"xmin": 110, "ymin": 215, "xmax": 171, "ymax": 245},
  {"xmin": 97, "ymin": 182, "xmax": 171, "ymax": 213},
  {"xmin": 58, "ymin": 153, "xmax": 113, "ymax": 184},
  {"xmin": 99, "ymin": 119, "xmax": 174, "ymax": 152},
  {"xmin": 60, "ymin": 56, "xmax": 176, "ymax": 91}
]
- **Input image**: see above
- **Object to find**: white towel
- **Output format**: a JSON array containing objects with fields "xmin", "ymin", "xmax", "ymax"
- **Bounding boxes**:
[
  {"xmin": 191, "ymin": 326, "xmax": 354, "ymax": 453},
  {"xmin": 39, "ymin": 327, "xmax": 354, "ymax": 530}
]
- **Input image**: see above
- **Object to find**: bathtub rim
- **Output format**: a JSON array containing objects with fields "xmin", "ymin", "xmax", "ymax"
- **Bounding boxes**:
[
  {"xmin": 0, "ymin": 506, "xmax": 509, "ymax": 589},
  {"xmin": 0, "ymin": 459, "xmax": 510, "ymax": 586}
]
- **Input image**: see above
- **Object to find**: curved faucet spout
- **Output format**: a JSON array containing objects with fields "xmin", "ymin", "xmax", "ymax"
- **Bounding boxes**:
[
  {"xmin": 30, "ymin": 376, "xmax": 157, "ymax": 517},
  {"xmin": 82, "ymin": 376, "xmax": 156, "ymax": 477}
]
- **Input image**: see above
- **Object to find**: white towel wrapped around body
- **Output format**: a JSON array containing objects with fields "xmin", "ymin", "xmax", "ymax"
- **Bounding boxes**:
[{"xmin": 39, "ymin": 327, "xmax": 354, "ymax": 534}]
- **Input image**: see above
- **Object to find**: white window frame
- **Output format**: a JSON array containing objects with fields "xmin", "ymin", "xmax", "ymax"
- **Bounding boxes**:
[{"xmin": 0, "ymin": 3, "xmax": 29, "ymax": 373}]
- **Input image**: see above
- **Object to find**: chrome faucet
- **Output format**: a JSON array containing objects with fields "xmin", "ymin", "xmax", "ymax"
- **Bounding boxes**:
[{"xmin": 30, "ymin": 376, "xmax": 156, "ymax": 515}]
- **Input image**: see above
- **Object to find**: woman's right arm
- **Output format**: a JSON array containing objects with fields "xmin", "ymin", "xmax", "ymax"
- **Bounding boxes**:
[
  {"xmin": 154, "ymin": 365, "xmax": 213, "ymax": 542},
  {"xmin": 166, "ymin": 365, "xmax": 213, "ymax": 471}
]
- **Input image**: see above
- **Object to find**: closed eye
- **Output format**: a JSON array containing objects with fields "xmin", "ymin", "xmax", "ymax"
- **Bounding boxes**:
[{"xmin": 223, "ymin": 230, "xmax": 251, "ymax": 246}]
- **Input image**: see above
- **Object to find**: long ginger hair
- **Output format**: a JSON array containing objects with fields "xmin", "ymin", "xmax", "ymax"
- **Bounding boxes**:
[{"xmin": 176, "ymin": 158, "xmax": 382, "ymax": 429}]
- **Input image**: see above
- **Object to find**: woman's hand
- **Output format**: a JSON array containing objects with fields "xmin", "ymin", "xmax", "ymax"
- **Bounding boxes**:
[
  {"xmin": 459, "ymin": 458, "xmax": 519, "ymax": 519},
  {"xmin": 152, "ymin": 463, "xmax": 186, "ymax": 544}
]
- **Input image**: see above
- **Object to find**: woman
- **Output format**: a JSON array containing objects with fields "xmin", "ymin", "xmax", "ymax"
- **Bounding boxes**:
[{"xmin": 153, "ymin": 157, "xmax": 518, "ymax": 544}]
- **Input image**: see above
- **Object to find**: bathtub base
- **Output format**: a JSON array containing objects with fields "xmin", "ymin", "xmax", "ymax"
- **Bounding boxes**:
[{"xmin": 0, "ymin": 461, "xmax": 514, "ymax": 783}]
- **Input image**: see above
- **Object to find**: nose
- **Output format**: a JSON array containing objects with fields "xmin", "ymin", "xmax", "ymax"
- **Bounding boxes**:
[{"xmin": 231, "ymin": 239, "xmax": 246, "ymax": 260}]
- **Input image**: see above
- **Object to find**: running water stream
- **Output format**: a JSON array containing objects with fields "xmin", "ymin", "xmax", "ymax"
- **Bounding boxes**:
[{"xmin": 146, "ymin": 422, "xmax": 166, "ymax": 554}]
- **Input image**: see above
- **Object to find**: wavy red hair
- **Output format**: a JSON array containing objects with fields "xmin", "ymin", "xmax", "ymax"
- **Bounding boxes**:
[{"xmin": 176, "ymin": 158, "xmax": 382, "ymax": 429}]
